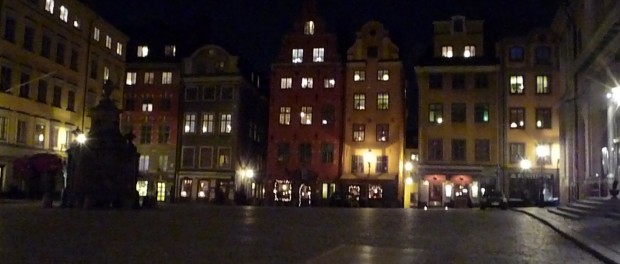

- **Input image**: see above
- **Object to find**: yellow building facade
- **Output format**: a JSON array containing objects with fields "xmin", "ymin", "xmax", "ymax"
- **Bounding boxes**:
[
  {"xmin": 342, "ymin": 21, "xmax": 405, "ymax": 207},
  {"xmin": 0, "ymin": 0, "xmax": 127, "ymax": 192},
  {"xmin": 415, "ymin": 16, "xmax": 501, "ymax": 208}
]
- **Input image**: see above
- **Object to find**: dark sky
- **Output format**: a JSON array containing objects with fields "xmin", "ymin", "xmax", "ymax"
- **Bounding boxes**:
[{"xmin": 85, "ymin": 0, "xmax": 560, "ymax": 73}]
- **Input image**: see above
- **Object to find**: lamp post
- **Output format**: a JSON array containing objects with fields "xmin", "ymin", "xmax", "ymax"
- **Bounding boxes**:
[
  {"xmin": 536, "ymin": 144, "xmax": 550, "ymax": 207},
  {"xmin": 363, "ymin": 149, "xmax": 373, "ymax": 178}
]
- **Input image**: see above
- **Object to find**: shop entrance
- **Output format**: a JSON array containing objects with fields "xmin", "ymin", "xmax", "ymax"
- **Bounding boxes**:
[{"xmin": 426, "ymin": 175, "xmax": 445, "ymax": 207}]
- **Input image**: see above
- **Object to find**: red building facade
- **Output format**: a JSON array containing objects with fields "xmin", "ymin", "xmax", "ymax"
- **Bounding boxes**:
[{"xmin": 266, "ymin": 2, "xmax": 344, "ymax": 206}]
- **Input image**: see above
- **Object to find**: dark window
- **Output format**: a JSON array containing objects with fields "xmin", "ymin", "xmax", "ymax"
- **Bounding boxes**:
[
  {"xmin": 321, "ymin": 104, "xmax": 335, "ymax": 126},
  {"xmin": 124, "ymin": 99, "xmax": 134, "ymax": 111},
  {"xmin": 161, "ymin": 98, "xmax": 171, "ymax": 111},
  {"xmin": 1, "ymin": 67, "xmax": 11, "ymax": 92},
  {"xmin": 181, "ymin": 147, "xmax": 195, "ymax": 168},
  {"xmin": 509, "ymin": 108, "xmax": 525, "ymax": 129},
  {"xmin": 37, "ymin": 80, "xmax": 47, "ymax": 103},
  {"xmin": 475, "ymin": 73, "xmax": 488, "ymax": 89},
  {"xmin": 453, "ymin": 18, "xmax": 464, "ymax": 32},
  {"xmin": 90, "ymin": 58, "xmax": 98, "ymax": 79},
  {"xmin": 41, "ymin": 35, "xmax": 51, "ymax": 58},
  {"xmin": 452, "ymin": 139, "xmax": 466, "ymax": 161},
  {"xmin": 140, "ymin": 125, "xmax": 152, "ymax": 144},
  {"xmin": 429, "ymin": 73, "xmax": 442, "ymax": 89},
  {"xmin": 376, "ymin": 124, "xmax": 389, "ymax": 142},
  {"xmin": 158, "ymin": 125, "xmax": 170, "ymax": 144},
  {"xmin": 70, "ymin": 49, "xmax": 79, "ymax": 71},
  {"xmin": 23, "ymin": 26, "xmax": 35, "ymax": 51},
  {"xmin": 67, "ymin": 91, "xmax": 75, "ymax": 111},
  {"xmin": 367, "ymin": 46, "xmax": 378, "ymax": 58},
  {"xmin": 452, "ymin": 74, "xmax": 465, "ymax": 89},
  {"xmin": 475, "ymin": 139, "xmax": 490, "ymax": 162},
  {"xmin": 474, "ymin": 103, "xmax": 489, "ymax": 123},
  {"xmin": 199, "ymin": 147, "xmax": 213, "ymax": 168},
  {"xmin": 277, "ymin": 143, "xmax": 289, "ymax": 164},
  {"xmin": 299, "ymin": 143, "xmax": 312, "ymax": 163},
  {"xmin": 509, "ymin": 143, "xmax": 525, "ymax": 163},
  {"xmin": 509, "ymin": 46, "xmax": 524, "ymax": 62},
  {"xmin": 351, "ymin": 155, "xmax": 364, "ymax": 173},
  {"xmin": 535, "ymin": 46, "xmax": 551, "ymax": 65},
  {"xmin": 185, "ymin": 87, "xmax": 198, "ymax": 101},
  {"xmin": 220, "ymin": 86, "xmax": 233, "ymax": 100},
  {"xmin": 202, "ymin": 86, "xmax": 216, "ymax": 100},
  {"xmin": 3, "ymin": 16, "xmax": 15, "ymax": 43},
  {"xmin": 535, "ymin": 108, "xmax": 552, "ymax": 129},
  {"xmin": 19, "ymin": 73, "xmax": 30, "ymax": 98},
  {"xmin": 321, "ymin": 143, "xmax": 334, "ymax": 163},
  {"xmin": 52, "ymin": 86, "xmax": 62, "ymax": 107},
  {"xmin": 375, "ymin": 156, "xmax": 388, "ymax": 173},
  {"xmin": 428, "ymin": 138, "xmax": 443, "ymax": 161},
  {"xmin": 451, "ymin": 103, "xmax": 466, "ymax": 123},
  {"xmin": 56, "ymin": 42, "xmax": 65, "ymax": 65}
]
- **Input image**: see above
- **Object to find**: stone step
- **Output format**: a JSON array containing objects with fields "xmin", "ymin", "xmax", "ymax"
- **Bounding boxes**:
[
  {"xmin": 606, "ymin": 211, "xmax": 620, "ymax": 221},
  {"xmin": 548, "ymin": 207, "xmax": 582, "ymax": 220},
  {"xmin": 556, "ymin": 205, "xmax": 589, "ymax": 216},
  {"xmin": 567, "ymin": 202, "xmax": 600, "ymax": 212},
  {"xmin": 577, "ymin": 198, "xmax": 607, "ymax": 207}
]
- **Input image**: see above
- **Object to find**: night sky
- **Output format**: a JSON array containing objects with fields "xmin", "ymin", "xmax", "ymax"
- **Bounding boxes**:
[{"xmin": 83, "ymin": 0, "xmax": 560, "ymax": 145}]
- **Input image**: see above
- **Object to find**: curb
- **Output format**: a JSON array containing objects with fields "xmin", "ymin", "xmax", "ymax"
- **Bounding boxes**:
[{"xmin": 512, "ymin": 208, "xmax": 620, "ymax": 264}]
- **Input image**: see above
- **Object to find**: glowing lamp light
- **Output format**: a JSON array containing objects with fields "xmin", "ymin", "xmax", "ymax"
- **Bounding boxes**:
[
  {"xmin": 363, "ymin": 150, "xmax": 374, "ymax": 164},
  {"xmin": 382, "ymin": 74, "xmax": 389, "ymax": 81},
  {"xmin": 38, "ymin": 134, "xmax": 45, "ymax": 142},
  {"xmin": 536, "ymin": 144, "xmax": 550, "ymax": 159},
  {"xmin": 437, "ymin": 117, "xmax": 443, "ymax": 124},
  {"xmin": 424, "ymin": 206, "xmax": 428, "ymax": 211},
  {"xmin": 481, "ymin": 187, "xmax": 486, "ymax": 196},
  {"xmin": 405, "ymin": 177, "xmax": 413, "ymax": 185},
  {"xmin": 198, "ymin": 191, "xmax": 206, "ymax": 198},
  {"xmin": 463, "ymin": 50, "xmax": 471, "ymax": 58},
  {"xmin": 610, "ymin": 87, "xmax": 620, "ymax": 103},
  {"xmin": 322, "ymin": 119, "xmax": 327, "ymax": 125},
  {"xmin": 520, "ymin": 159, "xmax": 532, "ymax": 170},
  {"xmin": 245, "ymin": 169, "xmax": 254, "ymax": 179},
  {"xmin": 445, "ymin": 206, "xmax": 449, "ymax": 211},
  {"xmin": 510, "ymin": 122, "xmax": 517, "ymax": 128},
  {"xmin": 76, "ymin": 133, "xmax": 86, "ymax": 144},
  {"xmin": 536, "ymin": 120, "xmax": 542, "ymax": 128},
  {"xmin": 405, "ymin": 161, "xmax": 413, "ymax": 172},
  {"xmin": 184, "ymin": 125, "xmax": 190, "ymax": 132},
  {"xmin": 354, "ymin": 74, "xmax": 361, "ymax": 81}
]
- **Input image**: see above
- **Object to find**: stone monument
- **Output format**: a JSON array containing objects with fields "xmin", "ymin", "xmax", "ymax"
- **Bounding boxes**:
[{"xmin": 63, "ymin": 81, "xmax": 139, "ymax": 209}]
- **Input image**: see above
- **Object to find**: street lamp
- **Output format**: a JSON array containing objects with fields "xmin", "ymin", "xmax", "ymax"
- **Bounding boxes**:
[
  {"xmin": 363, "ymin": 149, "xmax": 374, "ymax": 177},
  {"xmin": 536, "ymin": 144, "xmax": 550, "ymax": 207}
]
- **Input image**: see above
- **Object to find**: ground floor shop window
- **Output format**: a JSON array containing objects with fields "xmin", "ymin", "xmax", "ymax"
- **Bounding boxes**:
[
  {"xmin": 136, "ymin": 181, "xmax": 148, "ymax": 197},
  {"xmin": 368, "ymin": 185, "xmax": 383, "ymax": 199},
  {"xmin": 181, "ymin": 178, "xmax": 193, "ymax": 198},
  {"xmin": 156, "ymin": 182, "xmax": 166, "ymax": 202},
  {"xmin": 198, "ymin": 180, "xmax": 210, "ymax": 200},
  {"xmin": 298, "ymin": 184, "xmax": 311, "ymax": 206},
  {"xmin": 274, "ymin": 180, "xmax": 292, "ymax": 202}
]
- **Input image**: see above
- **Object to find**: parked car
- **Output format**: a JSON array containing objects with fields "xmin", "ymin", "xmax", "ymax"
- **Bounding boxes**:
[{"xmin": 480, "ymin": 190, "xmax": 508, "ymax": 210}]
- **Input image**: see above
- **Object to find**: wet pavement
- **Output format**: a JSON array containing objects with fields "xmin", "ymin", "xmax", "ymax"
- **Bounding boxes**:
[
  {"xmin": 513, "ymin": 207, "xmax": 620, "ymax": 264},
  {"xmin": 0, "ymin": 202, "xmax": 605, "ymax": 264}
]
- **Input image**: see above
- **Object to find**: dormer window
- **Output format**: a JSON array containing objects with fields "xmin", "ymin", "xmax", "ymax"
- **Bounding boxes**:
[
  {"xmin": 452, "ymin": 17, "xmax": 465, "ymax": 33},
  {"xmin": 304, "ymin": 21, "xmax": 315, "ymax": 35},
  {"xmin": 442, "ymin": 46, "xmax": 453, "ymax": 58},
  {"xmin": 137, "ymin": 46, "xmax": 149, "ymax": 57},
  {"xmin": 464, "ymin": 45, "xmax": 475, "ymax": 58}
]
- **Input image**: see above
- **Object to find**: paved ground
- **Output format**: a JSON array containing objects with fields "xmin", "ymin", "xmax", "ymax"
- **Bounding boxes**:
[
  {"xmin": 513, "ymin": 207, "xmax": 620, "ymax": 264},
  {"xmin": 0, "ymin": 202, "xmax": 605, "ymax": 264}
]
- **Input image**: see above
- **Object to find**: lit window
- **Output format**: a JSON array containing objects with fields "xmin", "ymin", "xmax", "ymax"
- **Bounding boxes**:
[
  {"xmin": 220, "ymin": 114, "xmax": 232, "ymax": 133},
  {"xmin": 184, "ymin": 113, "xmax": 196, "ymax": 133},
  {"xmin": 429, "ymin": 103, "xmax": 443, "ymax": 124},
  {"xmin": 165, "ymin": 45, "xmax": 176, "ymax": 57},
  {"xmin": 378, "ymin": 70, "xmax": 389, "ymax": 81},
  {"xmin": 301, "ymin": 77, "xmax": 313, "ymax": 89},
  {"xmin": 354, "ymin": 94, "xmax": 365, "ymax": 110},
  {"xmin": 369, "ymin": 185, "xmax": 383, "ymax": 199},
  {"xmin": 137, "ymin": 45, "xmax": 149, "ymax": 57},
  {"xmin": 103, "ymin": 66, "xmax": 110, "ymax": 81},
  {"xmin": 59, "ymin": 6, "xmax": 68, "ymax": 22},
  {"xmin": 105, "ymin": 35, "xmax": 112, "ymax": 49},
  {"xmin": 304, "ymin": 21, "xmax": 315, "ymax": 35},
  {"xmin": 536, "ymin": 108, "xmax": 552, "ymax": 129},
  {"xmin": 45, "ymin": 0, "xmax": 54, "ymax": 14},
  {"xmin": 279, "ymin": 107, "xmax": 291, "ymax": 125},
  {"xmin": 377, "ymin": 93, "xmax": 389, "ymax": 110},
  {"xmin": 156, "ymin": 182, "xmax": 166, "ymax": 201},
  {"xmin": 162, "ymin": 72, "xmax": 172, "ymax": 84},
  {"xmin": 474, "ymin": 103, "xmax": 489, "ymax": 123},
  {"xmin": 35, "ymin": 124, "xmax": 45, "ymax": 148},
  {"xmin": 292, "ymin": 49, "xmax": 303, "ymax": 63},
  {"xmin": 139, "ymin": 155, "xmax": 150, "ymax": 171},
  {"xmin": 140, "ymin": 125, "xmax": 152, "ymax": 144},
  {"xmin": 313, "ymin": 48, "xmax": 324, "ymax": 62},
  {"xmin": 354, "ymin": 70, "xmax": 365, "ymax": 81},
  {"xmin": 126, "ymin": 72, "xmax": 136, "ymax": 85},
  {"xmin": 280, "ymin": 77, "xmax": 292, "ymax": 89},
  {"xmin": 509, "ymin": 108, "xmax": 525, "ymax": 129},
  {"xmin": 509, "ymin": 75, "xmax": 524, "ymax": 94},
  {"xmin": 536, "ymin": 75, "xmax": 550, "ymax": 94},
  {"xmin": 116, "ymin": 43, "xmax": 123, "ymax": 55},
  {"xmin": 464, "ymin": 45, "xmax": 475, "ymax": 57},
  {"xmin": 300, "ymin": 106, "xmax": 312, "ymax": 125},
  {"xmin": 73, "ymin": 17, "xmax": 80, "ymax": 28},
  {"xmin": 142, "ymin": 103, "xmax": 153, "ymax": 112},
  {"xmin": 93, "ymin": 27, "xmax": 100, "ymax": 41},
  {"xmin": 353, "ymin": 124, "xmax": 365, "ymax": 142},
  {"xmin": 324, "ymin": 78, "xmax": 335, "ymax": 88},
  {"xmin": 144, "ymin": 72, "xmax": 154, "ymax": 84},
  {"xmin": 442, "ymin": 46, "xmax": 453, "ymax": 58},
  {"xmin": 376, "ymin": 124, "xmax": 389, "ymax": 142},
  {"xmin": 201, "ymin": 113, "xmax": 215, "ymax": 133}
]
